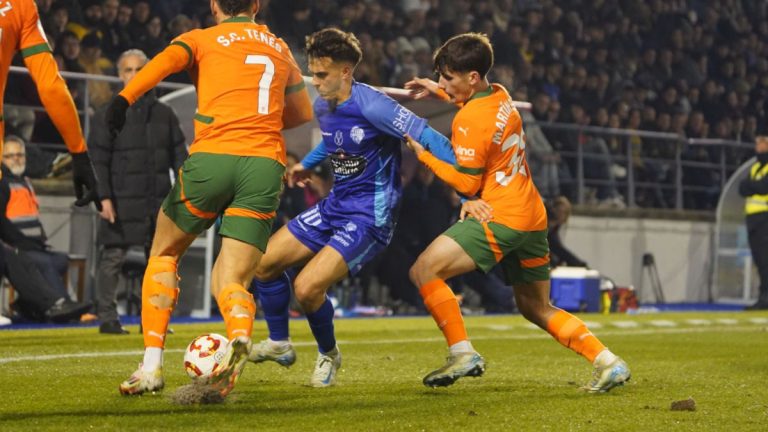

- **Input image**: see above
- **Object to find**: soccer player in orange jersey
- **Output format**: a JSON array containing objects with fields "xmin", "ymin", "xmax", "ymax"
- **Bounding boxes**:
[
  {"xmin": 0, "ymin": 0, "xmax": 100, "ymax": 208},
  {"xmin": 404, "ymin": 33, "xmax": 630, "ymax": 392},
  {"xmin": 106, "ymin": 0, "xmax": 313, "ymax": 397}
]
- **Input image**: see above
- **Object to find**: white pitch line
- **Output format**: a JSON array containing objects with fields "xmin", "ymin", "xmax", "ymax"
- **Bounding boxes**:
[
  {"xmin": 748, "ymin": 317, "xmax": 768, "ymax": 324},
  {"xmin": 0, "ymin": 325, "xmax": 762, "ymax": 365},
  {"xmin": 649, "ymin": 320, "xmax": 677, "ymax": 327},
  {"xmin": 611, "ymin": 320, "xmax": 639, "ymax": 328},
  {"xmin": 582, "ymin": 321, "xmax": 602, "ymax": 328},
  {"xmin": 715, "ymin": 318, "xmax": 738, "ymax": 325},
  {"xmin": 685, "ymin": 319, "xmax": 712, "ymax": 325}
]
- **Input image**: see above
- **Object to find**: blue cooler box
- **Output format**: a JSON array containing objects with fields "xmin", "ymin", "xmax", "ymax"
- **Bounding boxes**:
[{"xmin": 550, "ymin": 267, "xmax": 601, "ymax": 312}]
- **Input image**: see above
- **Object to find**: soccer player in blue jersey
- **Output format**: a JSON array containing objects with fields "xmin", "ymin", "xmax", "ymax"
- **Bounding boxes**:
[{"xmin": 249, "ymin": 28, "xmax": 456, "ymax": 387}]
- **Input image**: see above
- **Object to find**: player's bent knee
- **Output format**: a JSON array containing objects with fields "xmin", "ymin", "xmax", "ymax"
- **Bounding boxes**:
[
  {"xmin": 253, "ymin": 262, "xmax": 282, "ymax": 282},
  {"xmin": 293, "ymin": 279, "xmax": 324, "ymax": 312},
  {"xmin": 409, "ymin": 254, "xmax": 439, "ymax": 287}
]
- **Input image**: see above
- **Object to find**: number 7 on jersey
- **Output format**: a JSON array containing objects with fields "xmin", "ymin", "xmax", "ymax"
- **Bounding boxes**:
[{"xmin": 245, "ymin": 54, "xmax": 274, "ymax": 114}]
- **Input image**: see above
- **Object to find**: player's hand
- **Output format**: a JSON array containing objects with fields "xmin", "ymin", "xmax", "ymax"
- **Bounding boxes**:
[
  {"xmin": 405, "ymin": 77, "xmax": 439, "ymax": 100},
  {"xmin": 105, "ymin": 95, "xmax": 129, "ymax": 139},
  {"xmin": 404, "ymin": 134, "xmax": 426, "ymax": 156},
  {"xmin": 460, "ymin": 198, "xmax": 493, "ymax": 222},
  {"xmin": 99, "ymin": 198, "xmax": 116, "ymax": 223},
  {"xmin": 71, "ymin": 151, "xmax": 103, "ymax": 211},
  {"xmin": 286, "ymin": 162, "xmax": 312, "ymax": 188}
]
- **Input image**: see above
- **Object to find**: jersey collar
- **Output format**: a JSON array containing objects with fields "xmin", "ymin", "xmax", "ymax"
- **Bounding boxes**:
[
  {"xmin": 222, "ymin": 16, "xmax": 254, "ymax": 23},
  {"xmin": 469, "ymin": 86, "xmax": 493, "ymax": 101}
]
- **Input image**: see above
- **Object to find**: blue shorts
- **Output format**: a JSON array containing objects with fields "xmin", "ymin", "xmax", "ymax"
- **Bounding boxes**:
[{"xmin": 286, "ymin": 201, "xmax": 391, "ymax": 275}]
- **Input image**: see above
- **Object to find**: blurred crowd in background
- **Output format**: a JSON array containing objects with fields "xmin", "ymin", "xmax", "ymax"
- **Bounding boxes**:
[
  {"xmin": 4, "ymin": 0, "xmax": 766, "ymax": 209},
  {"xmin": 4, "ymin": 0, "xmax": 766, "ymax": 319}
]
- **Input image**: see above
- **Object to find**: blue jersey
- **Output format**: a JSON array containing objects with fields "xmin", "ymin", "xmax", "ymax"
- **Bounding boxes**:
[{"xmin": 312, "ymin": 81, "xmax": 426, "ymax": 231}]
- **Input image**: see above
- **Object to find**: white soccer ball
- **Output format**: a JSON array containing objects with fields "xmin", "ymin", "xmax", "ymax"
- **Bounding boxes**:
[{"xmin": 183, "ymin": 333, "xmax": 229, "ymax": 380}]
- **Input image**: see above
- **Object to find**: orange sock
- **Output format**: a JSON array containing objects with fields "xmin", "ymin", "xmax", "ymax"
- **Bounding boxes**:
[
  {"xmin": 216, "ymin": 283, "xmax": 256, "ymax": 339},
  {"xmin": 141, "ymin": 256, "xmax": 180, "ymax": 349},
  {"xmin": 545, "ymin": 309, "xmax": 605, "ymax": 362},
  {"xmin": 420, "ymin": 279, "xmax": 468, "ymax": 346}
]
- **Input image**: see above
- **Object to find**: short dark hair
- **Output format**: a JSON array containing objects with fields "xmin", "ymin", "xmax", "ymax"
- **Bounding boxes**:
[
  {"xmin": 215, "ymin": 0, "xmax": 256, "ymax": 16},
  {"xmin": 305, "ymin": 28, "xmax": 362, "ymax": 67},
  {"xmin": 433, "ymin": 33, "xmax": 494, "ymax": 78}
]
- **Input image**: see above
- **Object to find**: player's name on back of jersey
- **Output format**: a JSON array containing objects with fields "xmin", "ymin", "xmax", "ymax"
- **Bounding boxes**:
[{"xmin": 217, "ymin": 28, "xmax": 282, "ymax": 52}]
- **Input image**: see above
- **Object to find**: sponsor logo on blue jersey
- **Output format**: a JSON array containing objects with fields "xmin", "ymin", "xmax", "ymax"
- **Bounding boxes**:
[
  {"xmin": 334, "ymin": 130, "xmax": 344, "ymax": 147},
  {"xmin": 350, "ymin": 126, "xmax": 365, "ymax": 144}
]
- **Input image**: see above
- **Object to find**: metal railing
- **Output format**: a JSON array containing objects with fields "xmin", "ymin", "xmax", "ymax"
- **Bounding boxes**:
[
  {"xmin": 6, "ymin": 65, "xmax": 190, "ymax": 151},
  {"xmin": 529, "ymin": 121, "xmax": 753, "ymax": 210}
]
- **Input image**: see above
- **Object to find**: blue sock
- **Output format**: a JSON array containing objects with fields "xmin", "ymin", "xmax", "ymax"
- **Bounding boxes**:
[
  {"xmin": 306, "ymin": 296, "xmax": 336, "ymax": 353},
  {"xmin": 254, "ymin": 272, "xmax": 291, "ymax": 341}
]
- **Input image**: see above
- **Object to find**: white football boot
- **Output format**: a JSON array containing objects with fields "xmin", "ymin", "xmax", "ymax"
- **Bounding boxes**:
[
  {"xmin": 119, "ymin": 364, "xmax": 164, "ymax": 395},
  {"xmin": 423, "ymin": 352, "xmax": 485, "ymax": 387},
  {"xmin": 248, "ymin": 339, "xmax": 297, "ymax": 367},
  {"xmin": 309, "ymin": 346, "xmax": 342, "ymax": 388},
  {"xmin": 583, "ymin": 357, "xmax": 631, "ymax": 393}
]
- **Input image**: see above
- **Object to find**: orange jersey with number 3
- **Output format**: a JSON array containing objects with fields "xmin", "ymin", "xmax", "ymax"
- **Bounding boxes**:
[
  {"xmin": 119, "ymin": 17, "xmax": 305, "ymax": 164},
  {"xmin": 0, "ymin": 0, "xmax": 86, "ymax": 153},
  {"xmin": 419, "ymin": 84, "xmax": 547, "ymax": 231}
]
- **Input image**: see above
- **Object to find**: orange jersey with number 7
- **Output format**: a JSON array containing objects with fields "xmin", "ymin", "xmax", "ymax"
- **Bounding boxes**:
[
  {"xmin": 418, "ymin": 84, "xmax": 547, "ymax": 231},
  {"xmin": 0, "ymin": 0, "xmax": 86, "ymax": 154},
  {"xmin": 118, "ymin": 16, "xmax": 310, "ymax": 164}
]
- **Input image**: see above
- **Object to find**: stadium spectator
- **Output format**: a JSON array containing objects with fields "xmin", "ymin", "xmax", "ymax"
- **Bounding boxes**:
[
  {"xmin": 0, "ymin": 136, "xmax": 92, "ymax": 321},
  {"xmin": 43, "ymin": 2, "xmax": 71, "ymax": 42},
  {"xmin": 136, "ymin": 15, "xmax": 167, "ymax": 59},
  {"xmin": 66, "ymin": 0, "xmax": 104, "ymax": 40},
  {"xmin": 78, "ymin": 32, "xmax": 114, "ymax": 110},
  {"xmin": 739, "ymin": 130, "xmax": 768, "ymax": 310},
  {"xmin": 89, "ymin": 49, "xmax": 187, "ymax": 335},
  {"xmin": 99, "ymin": 0, "xmax": 127, "ymax": 61},
  {"xmin": 405, "ymin": 32, "xmax": 629, "ymax": 392}
]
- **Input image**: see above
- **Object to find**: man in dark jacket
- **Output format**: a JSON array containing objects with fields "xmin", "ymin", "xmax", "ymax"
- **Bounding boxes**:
[{"xmin": 89, "ymin": 49, "xmax": 187, "ymax": 334}]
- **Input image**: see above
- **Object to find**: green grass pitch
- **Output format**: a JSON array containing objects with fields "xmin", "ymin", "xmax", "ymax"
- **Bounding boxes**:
[{"xmin": 1, "ymin": 311, "xmax": 767, "ymax": 431}]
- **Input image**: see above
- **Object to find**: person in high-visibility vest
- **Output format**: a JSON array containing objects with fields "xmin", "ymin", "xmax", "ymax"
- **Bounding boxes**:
[{"xmin": 739, "ymin": 131, "xmax": 768, "ymax": 310}]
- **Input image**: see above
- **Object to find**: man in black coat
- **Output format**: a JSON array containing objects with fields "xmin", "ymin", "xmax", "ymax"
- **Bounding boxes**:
[{"xmin": 89, "ymin": 49, "xmax": 187, "ymax": 334}]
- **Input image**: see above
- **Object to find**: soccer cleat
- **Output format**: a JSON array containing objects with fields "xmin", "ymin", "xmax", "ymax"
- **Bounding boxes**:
[
  {"xmin": 208, "ymin": 336, "xmax": 253, "ymax": 397},
  {"xmin": 119, "ymin": 364, "xmax": 164, "ymax": 395},
  {"xmin": 248, "ymin": 339, "xmax": 297, "ymax": 367},
  {"xmin": 309, "ymin": 346, "xmax": 342, "ymax": 388},
  {"xmin": 583, "ymin": 357, "xmax": 631, "ymax": 393},
  {"xmin": 423, "ymin": 352, "xmax": 485, "ymax": 388}
]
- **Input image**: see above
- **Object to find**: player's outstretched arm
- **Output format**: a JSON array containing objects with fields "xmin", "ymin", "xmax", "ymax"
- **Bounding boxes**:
[
  {"xmin": 23, "ymin": 53, "xmax": 102, "ymax": 211},
  {"xmin": 106, "ymin": 44, "xmax": 189, "ymax": 137},
  {"xmin": 404, "ymin": 134, "xmax": 482, "ymax": 197}
]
